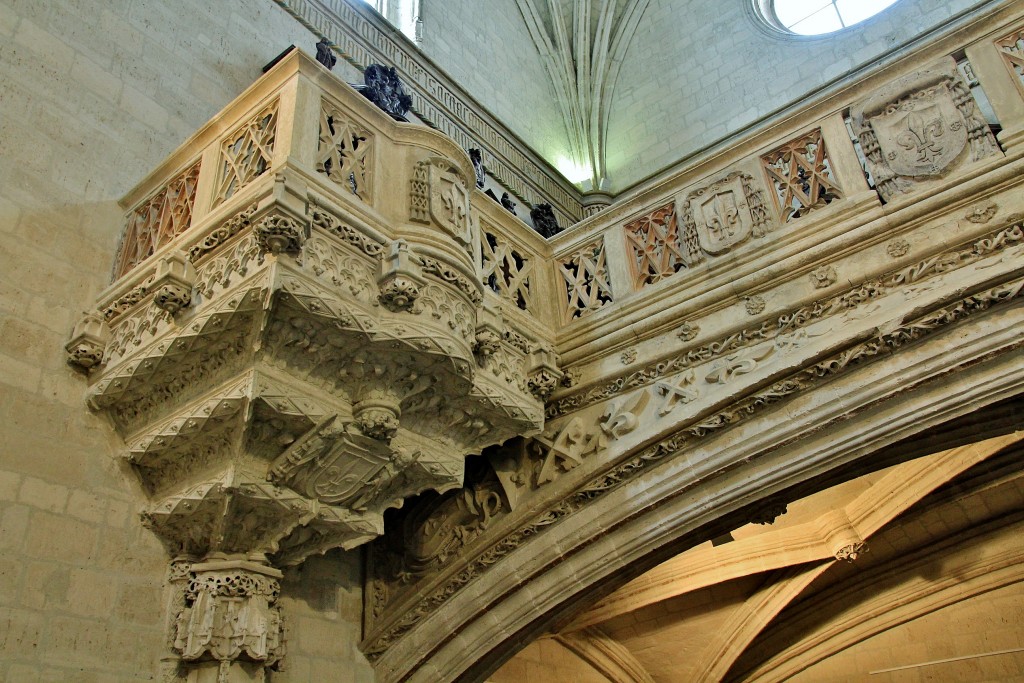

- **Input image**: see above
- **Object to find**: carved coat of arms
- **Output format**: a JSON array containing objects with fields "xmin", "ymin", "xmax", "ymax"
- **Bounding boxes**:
[
  {"xmin": 851, "ymin": 58, "xmax": 999, "ymax": 201},
  {"xmin": 683, "ymin": 171, "xmax": 771, "ymax": 256},
  {"xmin": 410, "ymin": 157, "xmax": 472, "ymax": 245},
  {"xmin": 268, "ymin": 415, "xmax": 400, "ymax": 510}
]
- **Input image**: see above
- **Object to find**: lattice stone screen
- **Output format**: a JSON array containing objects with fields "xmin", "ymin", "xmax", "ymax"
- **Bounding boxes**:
[
  {"xmin": 761, "ymin": 128, "xmax": 842, "ymax": 222},
  {"xmin": 215, "ymin": 101, "xmax": 279, "ymax": 205},
  {"xmin": 113, "ymin": 161, "xmax": 201, "ymax": 279},
  {"xmin": 481, "ymin": 230, "xmax": 533, "ymax": 310},
  {"xmin": 624, "ymin": 202, "xmax": 687, "ymax": 290},
  {"xmin": 317, "ymin": 99, "xmax": 374, "ymax": 201},
  {"xmin": 559, "ymin": 238, "xmax": 613, "ymax": 322}
]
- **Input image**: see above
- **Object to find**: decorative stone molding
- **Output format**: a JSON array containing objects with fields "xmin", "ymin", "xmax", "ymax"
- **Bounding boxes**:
[
  {"xmin": 548, "ymin": 220, "xmax": 1024, "ymax": 420},
  {"xmin": 744, "ymin": 295, "xmax": 767, "ymax": 315},
  {"xmin": 214, "ymin": 101, "xmax": 279, "ymax": 206},
  {"xmin": 834, "ymin": 542, "xmax": 867, "ymax": 562},
  {"xmin": 559, "ymin": 238, "xmax": 613, "ymax": 322},
  {"xmin": 965, "ymin": 201, "xmax": 998, "ymax": 223},
  {"xmin": 65, "ymin": 312, "xmax": 110, "ymax": 373},
  {"xmin": 851, "ymin": 58, "xmax": 999, "ymax": 202},
  {"xmin": 886, "ymin": 238, "xmax": 910, "ymax": 258},
  {"xmin": 620, "ymin": 348, "xmax": 637, "ymax": 365},
  {"xmin": 677, "ymin": 322, "xmax": 700, "ymax": 342},
  {"xmin": 624, "ymin": 202, "xmax": 688, "ymax": 289}
]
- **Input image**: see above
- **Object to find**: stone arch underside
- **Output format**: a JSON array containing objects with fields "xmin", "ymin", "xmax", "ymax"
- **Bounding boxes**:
[{"xmin": 375, "ymin": 291, "xmax": 1024, "ymax": 682}]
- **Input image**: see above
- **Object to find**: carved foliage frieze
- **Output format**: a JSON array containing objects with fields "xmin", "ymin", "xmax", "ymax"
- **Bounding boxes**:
[{"xmin": 851, "ymin": 59, "xmax": 999, "ymax": 201}]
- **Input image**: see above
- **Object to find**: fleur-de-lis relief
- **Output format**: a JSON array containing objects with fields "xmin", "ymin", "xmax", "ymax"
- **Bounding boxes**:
[{"xmin": 897, "ymin": 110, "xmax": 945, "ymax": 162}]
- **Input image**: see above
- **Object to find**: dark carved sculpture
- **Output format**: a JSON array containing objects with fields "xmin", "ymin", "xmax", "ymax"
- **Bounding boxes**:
[
  {"xmin": 315, "ymin": 38, "xmax": 337, "ymax": 70},
  {"xmin": 469, "ymin": 148, "xmax": 486, "ymax": 188},
  {"xmin": 530, "ymin": 203, "xmax": 561, "ymax": 238},
  {"xmin": 501, "ymin": 192, "xmax": 517, "ymax": 215},
  {"xmin": 354, "ymin": 64, "xmax": 413, "ymax": 122}
]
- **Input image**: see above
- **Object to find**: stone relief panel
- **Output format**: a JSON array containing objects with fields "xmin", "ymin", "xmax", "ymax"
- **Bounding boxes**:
[
  {"xmin": 316, "ymin": 98, "xmax": 374, "ymax": 201},
  {"xmin": 114, "ymin": 161, "xmax": 201, "ymax": 279},
  {"xmin": 761, "ymin": 128, "xmax": 842, "ymax": 221},
  {"xmin": 481, "ymin": 226, "xmax": 533, "ymax": 311},
  {"xmin": 624, "ymin": 202, "xmax": 688, "ymax": 289},
  {"xmin": 996, "ymin": 28, "xmax": 1024, "ymax": 95},
  {"xmin": 214, "ymin": 100, "xmax": 279, "ymax": 205},
  {"xmin": 410, "ymin": 156, "xmax": 473, "ymax": 247},
  {"xmin": 559, "ymin": 238, "xmax": 613, "ymax": 322},
  {"xmin": 851, "ymin": 58, "xmax": 1000, "ymax": 202}
]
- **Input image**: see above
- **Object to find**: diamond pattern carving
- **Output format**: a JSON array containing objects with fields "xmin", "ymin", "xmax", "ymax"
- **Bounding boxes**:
[
  {"xmin": 559, "ymin": 239, "xmax": 613, "ymax": 322},
  {"xmin": 761, "ymin": 129, "xmax": 842, "ymax": 222},
  {"xmin": 215, "ymin": 101, "xmax": 278, "ymax": 205},
  {"xmin": 624, "ymin": 202, "xmax": 687, "ymax": 290},
  {"xmin": 316, "ymin": 99, "xmax": 373, "ymax": 201},
  {"xmin": 114, "ymin": 161, "xmax": 201, "ymax": 279},
  {"xmin": 481, "ymin": 229, "xmax": 533, "ymax": 310}
]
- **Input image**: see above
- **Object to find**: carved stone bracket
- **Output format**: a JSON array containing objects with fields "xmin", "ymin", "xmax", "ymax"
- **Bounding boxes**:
[
  {"xmin": 527, "ymin": 345, "xmax": 563, "ymax": 401},
  {"xmin": 65, "ymin": 312, "xmax": 110, "ymax": 373},
  {"xmin": 152, "ymin": 251, "xmax": 197, "ymax": 315}
]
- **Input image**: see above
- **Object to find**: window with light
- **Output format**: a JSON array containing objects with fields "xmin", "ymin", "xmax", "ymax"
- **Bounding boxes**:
[{"xmin": 765, "ymin": 0, "xmax": 901, "ymax": 35}]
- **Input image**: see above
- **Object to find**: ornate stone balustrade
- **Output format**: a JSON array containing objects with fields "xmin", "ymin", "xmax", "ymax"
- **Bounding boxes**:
[{"xmin": 66, "ymin": 12, "xmax": 1024, "ymax": 682}]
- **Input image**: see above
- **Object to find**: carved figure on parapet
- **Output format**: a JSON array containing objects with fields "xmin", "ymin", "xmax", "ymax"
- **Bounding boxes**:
[
  {"xmin": 531, "ymin": 203, "xmax": 562, "ymax": 238},
  {"xmin": 315, "ymin": 37, "xmax": 337, "ymax": 70},
  {"xmin": 353, "ymin": 64, "xmax": 413, "ymax": 122},
  {"xmin": 468, "ymin": 148, "xmax": 486, "ymax": 188},
  {"xmin": 501, "ymin": 192, "xmax": 517, "ymax": 215}
]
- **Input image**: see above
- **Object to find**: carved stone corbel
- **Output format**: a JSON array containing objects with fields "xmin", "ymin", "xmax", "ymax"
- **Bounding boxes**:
[
  {"xmin": 473, "ymin": 300, "xmax": 503, "ymax": 360},
  {"xmin": 152, "ymin": 251, "xmax": 197, "ymax": 315},
  {"xmin": 527, "ymin": 344, "xmax": 563, "ymax": 401},
  {"xmin": 377, "ymin": 240, "xmax": 424, "ymax": 312},
  {"xmin": 65, "ymin": 312, "xmax": 110, "ymax": 373}
]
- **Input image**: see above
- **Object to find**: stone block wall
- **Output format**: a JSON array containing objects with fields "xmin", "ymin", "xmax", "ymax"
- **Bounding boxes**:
[
  {"xmin": 0, "ymin": 1, "xmax": 372, "ymax": 680},
  {"xmin": 416, "ymin": 0, "xmax": 573, "ymax": 172}
]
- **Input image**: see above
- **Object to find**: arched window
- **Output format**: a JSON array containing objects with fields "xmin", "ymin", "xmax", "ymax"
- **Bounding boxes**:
[
  {"xmin": 764, "ymin": 0, "xmax": 900, "ymax": 36},
  {"xmin": 358, "ymin": 0, "xmax": 422, "ymax": 43}
]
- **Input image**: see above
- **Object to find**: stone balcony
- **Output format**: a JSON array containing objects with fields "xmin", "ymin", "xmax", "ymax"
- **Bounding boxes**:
[{"xmin": 66, "ymin": 16, "xmax": 1024, "ymax": 683}]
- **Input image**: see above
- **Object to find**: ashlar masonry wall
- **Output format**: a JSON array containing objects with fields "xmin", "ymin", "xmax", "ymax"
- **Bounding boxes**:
[{"xmin": 0, "ymin": 1, "xmax": 372, "ymax": 680}]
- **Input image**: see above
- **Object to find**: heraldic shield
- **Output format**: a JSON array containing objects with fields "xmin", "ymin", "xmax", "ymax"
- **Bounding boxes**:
[{"xmin": 868, "ymin": 80, "xmax": 969, "ymax": 178}]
